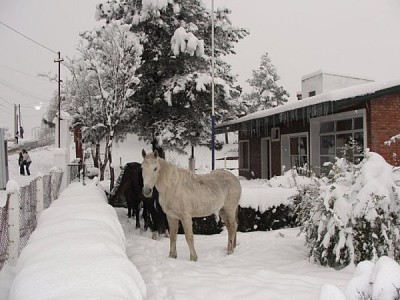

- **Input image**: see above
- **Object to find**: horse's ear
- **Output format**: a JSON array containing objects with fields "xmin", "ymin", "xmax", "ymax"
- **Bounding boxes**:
[
  {"xmin": 154, "ymin": 150, "xmax": 159, "ymax": 158},
  {"xmin": 142, "ymin": 149, "xmax": 146, "ymax": 158}
]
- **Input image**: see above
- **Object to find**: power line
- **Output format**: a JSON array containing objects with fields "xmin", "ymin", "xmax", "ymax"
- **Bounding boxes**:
[
  {"xmin": 0, "ymin": 64, "xmax": 57, "ymax": 85},
  {"xmin": 0, "ymin": 20, "xmax": 57, "ymax": 54},
  {"xmin": 0, "ymin": 102, "xmax": 12, "ymax": 112},
  {"xmin": 0, "ymin": 95, "xmax": 13, "ymax": 106},
  {"xmin": 0, "ymin": 77, "xmax": 51, "ymax": 101}
]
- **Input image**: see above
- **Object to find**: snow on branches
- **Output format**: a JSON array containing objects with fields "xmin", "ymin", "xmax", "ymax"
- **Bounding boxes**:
[{"xmin": 171, "ymin": 26, "xmax": 204, "ymax": 57}]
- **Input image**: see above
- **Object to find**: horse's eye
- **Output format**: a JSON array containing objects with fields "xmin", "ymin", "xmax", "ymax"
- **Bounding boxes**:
[{"xmin": 154, "ymin": 167, "xmax": 157, "ymax": 172}]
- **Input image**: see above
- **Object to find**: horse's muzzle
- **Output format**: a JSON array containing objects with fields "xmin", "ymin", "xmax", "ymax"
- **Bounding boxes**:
[{"xmin": 142, "ymin": 187, "xmax": 153, "ymax": 198}]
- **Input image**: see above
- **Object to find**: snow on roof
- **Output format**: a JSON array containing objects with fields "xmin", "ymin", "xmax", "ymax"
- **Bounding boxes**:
[{"xmin": 219, "ymin": 78, "xmax": 400, "ymax": 128}]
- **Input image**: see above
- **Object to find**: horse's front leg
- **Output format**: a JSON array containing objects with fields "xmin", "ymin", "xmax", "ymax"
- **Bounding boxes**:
[
  {"xmin": 181, "ymin": 216, "xmax": 198, "ymax": 262},
  {"xmin": 167, "ymin": 215, "xmax": 179, "ymax": 259}
]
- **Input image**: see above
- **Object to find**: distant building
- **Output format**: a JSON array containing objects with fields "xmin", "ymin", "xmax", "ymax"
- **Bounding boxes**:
[
  {"xmin": 301, "ymin": 70, "xmax": 373, "ymax": 99},
  {"xmin": 217, "ymin": 70, "xmax": 400, "ymax": 179}
]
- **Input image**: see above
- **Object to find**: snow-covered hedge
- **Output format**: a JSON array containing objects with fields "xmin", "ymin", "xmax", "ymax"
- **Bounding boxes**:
[
  {"xmin": 186, "ymin": 173, "xmax": 306, "ymax": 234},
  {"xmin": 9, "ymin": 181, "xmax": 147, "ymax": 300},
  {"xmin": 297, "ymin": 151, "xmax": 400, "ymax": 269}
]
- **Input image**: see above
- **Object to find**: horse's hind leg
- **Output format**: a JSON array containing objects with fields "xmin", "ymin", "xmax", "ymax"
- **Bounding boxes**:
[
  {"xmin": 181, "ymin": 216, "xmax": 198, "ymax": 262},
  {"xmin": 167, "ymin": 215, "xmax": 179, "ymax": 259},
  {"xmin": 220, "ymin": 208, "xmax": 238, "ymax": 255}
]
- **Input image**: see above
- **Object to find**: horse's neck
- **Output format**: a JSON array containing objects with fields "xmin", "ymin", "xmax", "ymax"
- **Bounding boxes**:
[{"xmin": 156, "ymin": 159, "xmax": 192, "ymax": 193}]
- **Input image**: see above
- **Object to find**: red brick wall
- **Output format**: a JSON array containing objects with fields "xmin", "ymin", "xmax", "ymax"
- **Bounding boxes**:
[{"xmin": 368, "ymin": 94, "xmax": 400, "ymax": 165}]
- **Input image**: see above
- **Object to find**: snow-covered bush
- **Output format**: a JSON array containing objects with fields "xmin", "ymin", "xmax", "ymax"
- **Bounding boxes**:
[
  {"xmin": 297, "ymin": 151, "xmax": 400, "ymax": 269},
  {"xmin": 320, "ymin": 256, "xmax": 400, "ymax": 300}
]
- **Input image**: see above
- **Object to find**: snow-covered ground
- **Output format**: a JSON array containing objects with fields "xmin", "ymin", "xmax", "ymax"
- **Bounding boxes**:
[{"xmin": 1, "ymin": 133, "xmax": 400, "ymax": 299}]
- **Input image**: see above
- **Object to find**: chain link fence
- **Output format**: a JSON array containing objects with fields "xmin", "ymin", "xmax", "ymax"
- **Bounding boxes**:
[
  {"xmin": 0, "ymin": 195, "xmax": 10, "ymax": 271},
  {"xmin": 0, "ymin": 170, "xmax": 64, "ymax": 271}
]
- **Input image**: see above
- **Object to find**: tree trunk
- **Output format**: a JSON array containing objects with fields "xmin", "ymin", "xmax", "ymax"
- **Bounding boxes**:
[
  {"xmin": 99, "ymin": 136, "xmax": 109, "ymax": 181},
  {"xmin": 108, "ymin": 135, "xmax": 115, "ymax": 192},
  {"xmin": 91, "ymin": 143, "xmax": 100, "ymax": 168}
]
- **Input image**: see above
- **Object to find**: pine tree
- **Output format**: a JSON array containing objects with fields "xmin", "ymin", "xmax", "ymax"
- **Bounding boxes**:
[
  {"xmin": 242, "ymin": 52, "xmax": 289, "ymax": 114},
  {"xmin": 96, "ymin": 0, "xmax": 248, "ymax": 153}
]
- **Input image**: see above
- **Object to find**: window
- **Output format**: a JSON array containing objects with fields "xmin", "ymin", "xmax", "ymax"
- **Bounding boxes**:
[
  {"xmin": 239, "ymin": 140, "xmax": 250, "ymax": 170},
  {"xmin": 281, "ymin": 133, "xmax": 309, "ymax": 173},
  {"xmin": 289, "ymin": 136, "xmax": 308, "ymax": 168},
  {"xmin": 319, "ymin": 115, "xmax": 364, "ymax": 174},
  {"xmin": 309, "ymin": 91, "xmax": 316, "ymax": 97}
]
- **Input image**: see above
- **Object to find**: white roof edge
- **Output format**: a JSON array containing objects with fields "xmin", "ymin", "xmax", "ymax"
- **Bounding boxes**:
[{"xmin": 219, "ymin": 78, "xmax": 400, "ymax": 128}]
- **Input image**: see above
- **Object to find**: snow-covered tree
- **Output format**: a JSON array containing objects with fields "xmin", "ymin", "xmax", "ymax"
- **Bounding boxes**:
[
  {"xmin": 96, "ymin": 0, "xmax": 248, "ymax": 153},
  {"xmin": 64, "ymin": 21, "xmax": 142, "ymax": 188},
  {"xmin": 242, "ymin": 52, "xmax": 289, "ymax": 114}
]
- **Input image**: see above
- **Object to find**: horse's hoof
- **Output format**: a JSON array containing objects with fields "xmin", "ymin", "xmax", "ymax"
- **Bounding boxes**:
[
  {"xmin": 190, "ymin": 254, "xmax": 198, "ymax": 262},
  {"xmin": 169, "ymin": 253, "xmax": 177, "ymax": 259}
]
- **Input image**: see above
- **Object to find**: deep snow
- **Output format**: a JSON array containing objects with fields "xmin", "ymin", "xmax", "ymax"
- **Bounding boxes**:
[{"xmin": 1, "ymin": 134, "xmax": 400, "ymax": 299}]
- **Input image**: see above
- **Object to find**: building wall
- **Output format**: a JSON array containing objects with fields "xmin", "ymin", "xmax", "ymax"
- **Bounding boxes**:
[
  {"xmin": 368, "ymin": 94, "xmax": 400, "ymax": 166},
  {"xmin": 301, "ymin": 70, "xmax": 372, "ymax": 99},
  {"xmin": 238, "ymin": 92, "xmax": 400, "ymax": 179}
]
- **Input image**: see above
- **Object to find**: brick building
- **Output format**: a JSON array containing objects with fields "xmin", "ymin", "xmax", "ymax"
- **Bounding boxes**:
[{"xmin": 217, "ymin": 70, "xmax": 400, "ymax": 179}]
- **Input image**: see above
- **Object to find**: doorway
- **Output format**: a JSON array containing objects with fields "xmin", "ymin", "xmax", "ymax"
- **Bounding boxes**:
[{"xmin": 261, "ymin": 138, "xmax": 270, "ymax": 179}]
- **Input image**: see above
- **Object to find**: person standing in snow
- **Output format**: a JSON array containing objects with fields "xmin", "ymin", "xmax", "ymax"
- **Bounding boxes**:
[
  {"xmin": 18, "ymin": 151, "xmax": 24, "ymax": 175},
  {"xmin": 22, "ymin": 149, "xmax": 32, "ymax": 176}
]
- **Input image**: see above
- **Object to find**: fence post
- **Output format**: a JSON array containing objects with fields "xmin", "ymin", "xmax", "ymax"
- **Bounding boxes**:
[
  {"xmin": 36, "ymin": 175, "xmax": 44, "ymax": 218},
  {"xmin": 8, "ymin": 191, "xmax": 20, "ymax": 266},
  {"xmin": 53, "ymin": 148, "xmax": 68, "ymax": 192}
]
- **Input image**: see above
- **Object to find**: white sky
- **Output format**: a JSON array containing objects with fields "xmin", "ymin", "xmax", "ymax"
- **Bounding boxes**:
[{"xmin": 1, "ymin": 0, "xmax": 400, "ymax": 136}]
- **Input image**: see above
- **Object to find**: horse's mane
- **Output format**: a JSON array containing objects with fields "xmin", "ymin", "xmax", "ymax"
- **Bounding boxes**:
[{"xmin": 158, "ymin": 157, "xmax": 197, "ymax": 184}]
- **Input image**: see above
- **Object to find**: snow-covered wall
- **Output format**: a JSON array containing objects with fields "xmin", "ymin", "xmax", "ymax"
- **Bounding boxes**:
[{"xmin": 8, "ymin": 181, "xmax": 147, "ymax": 300}]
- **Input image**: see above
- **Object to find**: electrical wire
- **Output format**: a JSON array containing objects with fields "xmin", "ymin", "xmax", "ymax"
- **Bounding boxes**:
[
  {"xmin": 0, "ymin": 95, "xmax": 13, "ymax": 106},
  {"xmin": 0, "ymin": 64, "xmax": 57, "ymax": 85},
  {"xmin": 0, "ymin": 77, "xmax": 51, "ymax": 101},
  {"xmin": 0, "ymin": 20, "xmax": 57, "ymax": 54}
]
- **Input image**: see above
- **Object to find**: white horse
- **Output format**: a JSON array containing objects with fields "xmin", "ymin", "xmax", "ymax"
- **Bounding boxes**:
[{"xmin": 141, "ymin": 149, "xmax": 242, "ymax": 261}]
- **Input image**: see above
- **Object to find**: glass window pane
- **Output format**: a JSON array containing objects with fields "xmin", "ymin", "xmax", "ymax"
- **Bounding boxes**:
[
  {"xmin": 299, "ymin": 137, "xmax": 307, "ymax": 155},
  {"xmin": 354, "ymin": 132, "xmax": 364, "ymax": 154},
  {"xmin": 336, "ymin": 119, "xmax": 352, "ymax": 131},
  {"xmin": 290, "ymin": 138, "xmax": 298, "ymax": 155},
  {"xmin": 354, "ymin": 117, "xmax": 363, "ymax": 130},
  {"xmin": 320, "ymin": 135, "xmax": 335, "ymax": 155},
  {"xmin": 290, "ymin": 156, "xmax": 298, "ymax": 168},
  {"xmin": 336, "ymin": 133, "xmax": 352, "ymax": 148},
  {"xmin": 320, "ymin": 121, "xmax": 334, "ymax": 133}
]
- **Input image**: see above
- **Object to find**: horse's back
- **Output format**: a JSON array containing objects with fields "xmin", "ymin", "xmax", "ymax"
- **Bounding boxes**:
[{"xmin": 210, "ymin": 169, "xmax": 241, "ymax": 205}]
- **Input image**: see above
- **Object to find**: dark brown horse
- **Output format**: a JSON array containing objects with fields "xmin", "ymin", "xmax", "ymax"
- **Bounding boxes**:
[{"xmin": 109, "ymin": 162, "xmax": 167, "ymax": 237}]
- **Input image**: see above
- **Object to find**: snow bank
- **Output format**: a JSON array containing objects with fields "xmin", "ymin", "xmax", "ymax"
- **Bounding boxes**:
[
  {"xmin": 320, "ymin": 256, "xmax": 400, "ymax": 300},
  {"xmin": 240, "ymin": 180, "xmax": 297, "ymax": 212},
  {"xmin": 8, "ymin": 182, "xmax": 147, "ymax": 300},
  {"xmin": 239, "ymin": 169, "xmax": 313, "ymax": 212}
]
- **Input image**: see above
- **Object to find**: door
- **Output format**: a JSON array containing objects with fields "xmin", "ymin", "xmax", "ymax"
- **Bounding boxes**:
[{"xmin": 261, "ymin": 138, "xmax": 270, "ymax": 179}]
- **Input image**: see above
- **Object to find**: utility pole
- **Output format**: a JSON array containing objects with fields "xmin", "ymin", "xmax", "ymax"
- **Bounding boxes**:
[
  {"xmin": 54, "ymin": 51, "xmax": 63, "ymax": 148},
  {"xmin": 13, "ymin": 104, "xmax": 18, "ymax": 136},
  {"xmin": 18, "ymin": 104, "xmax": 21, "ymax": 131},
  {"xmin": 211, "ymin": 0, "xmax": 215, "ymax": 170}
]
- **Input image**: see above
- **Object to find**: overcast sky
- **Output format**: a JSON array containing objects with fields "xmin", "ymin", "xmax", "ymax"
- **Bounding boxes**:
[{"xmin": 1, "ymin": 0, "xmax": 400, "ymax": 136}]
